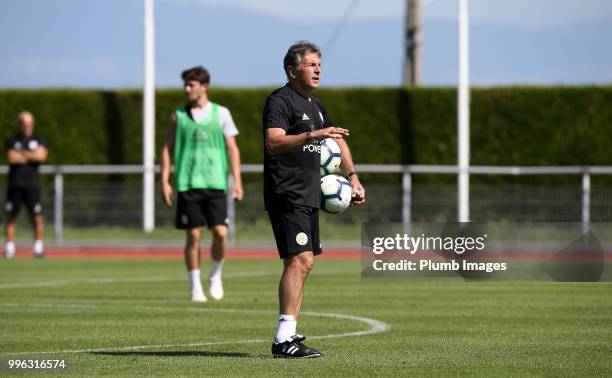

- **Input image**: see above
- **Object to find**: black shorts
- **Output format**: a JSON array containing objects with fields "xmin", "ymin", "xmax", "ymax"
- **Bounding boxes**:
[
  {"xmin": 267, "ymin": 201, "xmax": 321, "ymax": 260},
  {"xmin": 5, "ymin": 187, "xmax": 42, "ymax": 218},
  {"xmin": 175, "ymin": 189, "xmax": 228, "ymax": 230}
]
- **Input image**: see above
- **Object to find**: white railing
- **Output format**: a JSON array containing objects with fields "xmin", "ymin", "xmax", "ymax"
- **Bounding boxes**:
[{"xmin": 2, "ymin": 164, "xmax": 611, "ymax": 243}]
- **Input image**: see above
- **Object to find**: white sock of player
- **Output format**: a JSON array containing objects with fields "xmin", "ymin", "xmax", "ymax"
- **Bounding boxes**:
[
  {"xmin": 188, "ymin": 269, "xmax": 203, "ymax": 294},
  {"xmin": 209, "ymin": 259, "xmax": 224, "ymax": 281},
  {"xmin": 33, "ymin": 240, "xmax": 44, "ymax": 255},
  {"xmin": 275, "ymin": 314, "xmax": 297, "ymax": 343},
  {"xmin": 5, "ymin": 241, "xmax": 16, "ymax": 258}
]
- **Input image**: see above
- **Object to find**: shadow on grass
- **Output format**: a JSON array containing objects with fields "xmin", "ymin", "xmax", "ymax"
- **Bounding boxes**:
[{"xmin": 91, "ymin": 351, "xmax": 251, "ymax": 358}]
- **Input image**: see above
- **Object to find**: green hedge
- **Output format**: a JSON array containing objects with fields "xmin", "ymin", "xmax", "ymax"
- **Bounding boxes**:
[{"xmin": 1, "ymin": 86, "xmax": 611, "ymax": 166}]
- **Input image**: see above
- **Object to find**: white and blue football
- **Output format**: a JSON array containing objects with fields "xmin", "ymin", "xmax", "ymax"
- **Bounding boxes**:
[
  {"xmin": 320, "ymin": 174, "xmax": 352, "ymax": 214},
  {"xmin": 320, "ymin": 138, "xmax": 342, "ymax": 176}
]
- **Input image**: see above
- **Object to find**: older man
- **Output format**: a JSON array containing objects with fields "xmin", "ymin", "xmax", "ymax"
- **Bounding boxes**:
[
  {"xmin": 4, "ymin": 111, "xmax": 48, "ymax": 259},
  {"xmin": 263, "ymin": 41, "xmax": 366, "ymax": 358}
]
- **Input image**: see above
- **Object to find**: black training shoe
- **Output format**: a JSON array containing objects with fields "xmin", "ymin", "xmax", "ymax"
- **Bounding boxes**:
[{"xmin": 271, "ymin": 334, "xmax": 323, "ymax": 359}]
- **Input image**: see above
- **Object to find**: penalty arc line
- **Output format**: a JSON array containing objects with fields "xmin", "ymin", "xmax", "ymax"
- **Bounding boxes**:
[{"xmin": 0, "ymin": 303, "xmax": 390, "ymax": 355}]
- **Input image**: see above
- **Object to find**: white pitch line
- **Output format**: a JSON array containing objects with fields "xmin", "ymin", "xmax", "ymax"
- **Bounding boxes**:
[
  {"xmin": 0, "ymin": 303, "xmax": 389, "ymax": 355},
  {"xmin": 0, "ymin": 272, "xmax": 281, "ymax": 289},
  {"xmin": 0, "ymin": 268, "xmax": 352, "ymax": 289},
  {"xmin": 302, "ymin": 311, "xmax": 390, "ymax": 339},
  {"xmin": 0, "ymin": 277, "xmax": 177, "ymax": 289},
  {"xmin": 31, "ymin": 339, "xmax": 270, "ymax": 355}
]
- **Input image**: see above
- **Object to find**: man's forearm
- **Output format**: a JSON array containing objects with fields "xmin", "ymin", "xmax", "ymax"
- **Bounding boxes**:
[
  {"xmin": 229, "ymin": 147, "xmax": 242, "ymax": 185},
  {"xmin": 24, "ymin": 148, "xmax": 47, "ymax": 163},
  {"xmin": 337, "ymin": 138, "xmax": 356, "ymax": 174},
  {"xmin": 161, "ymin": 168, "xmax": 170, "ymax": 185},
  {"xmin": 266, "ymin": 132, "xmax": 310, "ymax": 156},
  {"xmin": 7, "ymin": 150, "xmax": 27, "ymax": 164},
  {"xmin": 160, "ymin": 146, "xmax": 172, "ymax": 185}
]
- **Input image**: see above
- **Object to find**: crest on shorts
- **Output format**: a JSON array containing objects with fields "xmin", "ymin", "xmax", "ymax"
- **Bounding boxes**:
[
  {"xmin": 181, "ymin": 214, "xmax": 189, "ymax": 225},
  {"xmin": 296, "ymin": 232, "xmax": 308, "ymax": 246}
]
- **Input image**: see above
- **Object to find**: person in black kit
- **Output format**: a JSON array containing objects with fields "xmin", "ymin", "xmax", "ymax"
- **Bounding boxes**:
[
  {"xmin": 4, "ymin": 111, "xmax": 48, "ymax": 259},
  {"xmin": 263, "ymin": 41, "xmax": 366, "ymax": 358}
]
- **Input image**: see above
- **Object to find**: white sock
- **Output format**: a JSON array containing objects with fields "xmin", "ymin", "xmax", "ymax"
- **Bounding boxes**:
[
  {"xmin": 33, "ymin": 240, "xmax": 44, "ymax": 254},
  {"xmin": 209, "ymin": 259, "xmax": 224, "ymax": 281},
  {"xmin": 5, "ymin": 241, "xmax": 15, "ymax": 254},
  {"xmin": 188, "ymin": 269, "xmax": 203, "ymax": 293},
  {"xmin": 274, "ymin": 314, "xmax": 297, "ymax": 343}
]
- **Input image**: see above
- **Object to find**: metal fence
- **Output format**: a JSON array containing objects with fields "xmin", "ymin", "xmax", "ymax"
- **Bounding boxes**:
[{"xmin": 1, "ymin": 164, "xmax": 612, "ymax": 243}]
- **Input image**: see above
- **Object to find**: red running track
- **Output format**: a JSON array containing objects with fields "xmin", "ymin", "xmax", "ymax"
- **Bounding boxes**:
[
  {"xmin": 9, "ymin": 246, "xmax": 361, "ymax": 260},
  {"xmin": 7, "ymin": 247, "xmax": 611, "ymax": 262}
]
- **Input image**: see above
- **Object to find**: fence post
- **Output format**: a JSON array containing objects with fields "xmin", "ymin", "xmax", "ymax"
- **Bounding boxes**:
[
  {"xmin": 227, "ymin": 175, "xmax": 235, "ymax": 246},
  {"xmin": 54, "ymin": 167, "xmax": 63, "ymax": 245},
  {"xmin": 582, "ymin": 169, "xmax": 590, "ymax": 235},
  {"xmin": 402, "ymin": 168, "xmax": 412, "ymax": 233}
]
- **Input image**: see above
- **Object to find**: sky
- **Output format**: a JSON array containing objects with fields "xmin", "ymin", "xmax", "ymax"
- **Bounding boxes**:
[{"xmin": 0, "ymin": 0, "xmax": 611, "ymax": 88}]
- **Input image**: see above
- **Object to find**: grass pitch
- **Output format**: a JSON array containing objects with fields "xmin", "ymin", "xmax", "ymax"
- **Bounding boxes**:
[{"xmin": 1, "ymin": 257, "xmax": 611, "ymax": 376}]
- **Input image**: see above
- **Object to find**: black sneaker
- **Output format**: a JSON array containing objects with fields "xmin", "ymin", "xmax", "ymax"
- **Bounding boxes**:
[{"xmin": 271, "ymin": 334, "xmax": 323, "ymax": 359}]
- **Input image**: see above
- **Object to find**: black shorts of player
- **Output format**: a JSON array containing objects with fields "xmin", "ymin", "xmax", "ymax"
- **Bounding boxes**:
[
  {"xmin": 5, "ymin": 187, "xmax": 42, "ymax": 218},
  {"xmin": 267, "ymin": 201, "xmax": 322, "ymax": 260},
  {"xmin": 175, "ymin": 189, "xmax": 228, "ymax": 230}
]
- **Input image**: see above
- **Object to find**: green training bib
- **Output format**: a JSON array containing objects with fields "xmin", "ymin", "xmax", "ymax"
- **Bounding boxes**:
[{"xmin": 174, "ymin": 103, "xmax": 227, "ymax": 192}]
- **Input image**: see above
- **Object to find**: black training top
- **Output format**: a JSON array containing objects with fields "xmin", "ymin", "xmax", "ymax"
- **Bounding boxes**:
[
  {"xmin": 263, "ymin": 84, "xmax": 333, "ymax": 209},
  {"xmin": 5, "ymin": 133, "xmax": 46, "ymax": 188}
]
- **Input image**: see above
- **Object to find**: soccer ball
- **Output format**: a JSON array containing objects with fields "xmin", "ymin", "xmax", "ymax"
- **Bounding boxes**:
[
  {"xmin": 320, "ymin": 138, "xmax": 342, "ymax": 176},
  {"xmin": 321, "ymin": 174, "xmax": 352, "ymax": 214}
]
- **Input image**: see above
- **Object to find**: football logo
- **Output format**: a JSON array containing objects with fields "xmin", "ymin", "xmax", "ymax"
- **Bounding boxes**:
[
  {"xmin": 192, "ymin": 129, "xmax": 207, "ymax": 141},
  {"xmin": 296, "ymin": 232, "xmax": 308, "ymax": 246}
]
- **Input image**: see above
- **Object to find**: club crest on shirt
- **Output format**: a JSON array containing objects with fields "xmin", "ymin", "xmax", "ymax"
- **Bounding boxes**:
[
  {"xmin": 28, "ymin": 140, "xmax": 39, "ymax": 150},
  {"xmin": 296, "ymin": 232, "xmax": 308, "ymax": 246}
]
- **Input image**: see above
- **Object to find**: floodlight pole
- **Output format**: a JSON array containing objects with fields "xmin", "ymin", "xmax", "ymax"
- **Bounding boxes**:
[
  {"xmin": 143, "ymin": 0, "xmax": 156, "ymax": 232},
  {"xmin": 457, "ymin": 0, "xmax": 470, "ymax": 222},
  {"xmin": 404, "ymin": 0, "xmax": 422, "ymax": 85}
]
